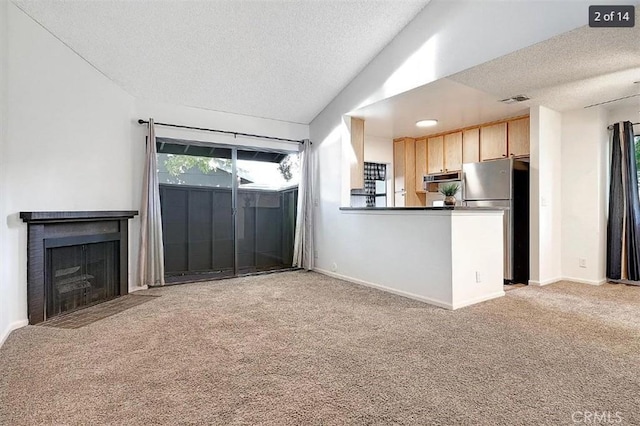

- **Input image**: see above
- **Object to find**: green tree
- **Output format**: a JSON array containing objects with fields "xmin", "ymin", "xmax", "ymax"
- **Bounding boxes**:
[
  {"xmin": 163, "ymin": 155, "xmax": 232, "ymax": 177},
  {"xmin": 277, "ymin": 154, "xmax": 300, "ymax": 182}
]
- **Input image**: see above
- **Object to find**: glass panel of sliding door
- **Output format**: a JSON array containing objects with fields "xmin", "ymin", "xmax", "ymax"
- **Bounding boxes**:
[
  {"xmin": 158, "ymin": 148, "xmax": 235, "ymax": 282},
  {"xmin": 236, "ymin": 150, "xmax": 299, "ymax": 274}
]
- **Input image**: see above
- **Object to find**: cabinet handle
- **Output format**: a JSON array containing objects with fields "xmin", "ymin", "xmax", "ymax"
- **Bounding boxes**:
[
  {"xmin": 502, "ymin": 154, "xmax": 506, "ymax": 157},
  {"xmin": 440, "ymin": 169, "xmax": 443, "ymax": 172}
]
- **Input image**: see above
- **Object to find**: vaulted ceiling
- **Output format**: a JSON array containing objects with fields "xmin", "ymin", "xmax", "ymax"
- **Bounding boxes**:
[
  {"xmin": 13, "ymin": 0, "xmax": 429, "ymax": 124},
  {"xmin": 353, "ymin": 7, "xmax": 640, "ymax": 138}
]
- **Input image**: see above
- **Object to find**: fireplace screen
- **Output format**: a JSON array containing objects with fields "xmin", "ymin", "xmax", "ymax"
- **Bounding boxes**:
[{"xmin": 46, "ymin": 241, "xmax": 119, "ymax": 318}]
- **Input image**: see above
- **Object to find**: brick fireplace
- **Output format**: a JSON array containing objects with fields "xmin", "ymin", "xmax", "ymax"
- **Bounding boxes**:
[{"xmin": 20, "ymin": 211, "xmax": 138, "ymax": 324}]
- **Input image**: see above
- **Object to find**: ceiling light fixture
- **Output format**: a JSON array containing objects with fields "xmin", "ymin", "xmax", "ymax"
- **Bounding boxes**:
[{"xmin": 416, "ymin": 119, "xmax": 438, "ymax": 128}]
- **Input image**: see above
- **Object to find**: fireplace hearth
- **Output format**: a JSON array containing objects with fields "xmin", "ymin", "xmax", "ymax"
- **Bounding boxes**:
[{"xmin": 20, "ymin": 211, "xmax": 138, "ymax": 324}]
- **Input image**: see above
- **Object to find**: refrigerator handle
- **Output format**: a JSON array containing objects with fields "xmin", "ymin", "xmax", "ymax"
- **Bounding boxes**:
[{"xmin": 460, "ymin": 171, "xmax": 466, "ymax": 201}]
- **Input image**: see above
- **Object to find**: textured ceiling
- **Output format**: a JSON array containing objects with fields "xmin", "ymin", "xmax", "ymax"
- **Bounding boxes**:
[
  {"xmin": 13, "ymin": 0, "xmax": 428, "ymax": 124},
  {"xmin": 449, "ymin": 8, "xmax": 640, "ymax": 112},
  {"xmin": 353, "ymin": 7, "xmax": 640, "ymax": 139}
]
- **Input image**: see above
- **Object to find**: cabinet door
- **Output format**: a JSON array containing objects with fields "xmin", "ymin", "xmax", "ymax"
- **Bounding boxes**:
[
  {"xmin": 404, "ymin": 139, "xmax": 420, "ymax": 206},
  {"xmin": 393, "ymin": 139, "xmax": 405, "ymax": 207},
  {"xmin": 444, "ymin": 131, "xmax": 463, "ymax": 172},
  {"xmin": 415, "ymin": 138, "xmax": 427, "ymax": 192},
  {"xmin": 427, "ymin": 136, "xmax": 444, "ymax": 174},
  {"xmin": 508, "ymin": 117, "xmax": 530, "ymax": 157},
  {"xmin": 462, "ymin": 128, "xmax": 480, "ymax": 164},
  {"xmin": 350, "ymin": 117, "xmax": 365, "ymax": 189},
  {"xmin": 480, "ymin": 122, "xmax": 507, "ymax": 161}
]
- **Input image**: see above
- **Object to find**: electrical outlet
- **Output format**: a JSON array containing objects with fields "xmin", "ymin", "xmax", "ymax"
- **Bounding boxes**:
[
  {"xmin": 475, "ymin": 271, "xmax": 482, "ymax": 283},
  {"xmin": 579, "ymin": 258, "xmax": 587, "ymax": 268},
  {"xmin": 331, "ymin": 262, "xmax": 338, "ymax": 272}
]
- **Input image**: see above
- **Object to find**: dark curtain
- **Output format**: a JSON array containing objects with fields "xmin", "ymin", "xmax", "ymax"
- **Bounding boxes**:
[{"xmin": 606, "ymin": 121, "xmax": 640, "ymax": 281}]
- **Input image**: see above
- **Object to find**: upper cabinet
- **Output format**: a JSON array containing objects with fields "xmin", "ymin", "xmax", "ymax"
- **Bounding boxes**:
[
  {"xmin": 462, "ymin": 128, "xmax": 480, "ymax": 164},
  {"xmin": 427, "ymin": 136, "xmax": 444, "ymax": 174},
  {"xmin": 350, "ymin": 117, "xmax": 365, "ymax": 189},
  {"xmin": 415, "ymin": 138, "xmax": 427, "ymax": 193},
  {"xmin": 443, "ymin": 131, "xmax": 462, "ymax": 172},
  {"xmin": 480, "ymin": 122, "xmax": 507, "ymax": 161},
  {"xmin": 508, "ymin": 117, "xmax": 530, "ymax": 157},
  {"xmin": 394, "ymin": 116, "xmax": 529, "ymax": 187}
]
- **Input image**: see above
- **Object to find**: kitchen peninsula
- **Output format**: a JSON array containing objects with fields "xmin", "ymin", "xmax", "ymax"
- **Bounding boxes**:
[{"xmin": 332, "ymin": 206, "xmax": 505, "ymax": 309}]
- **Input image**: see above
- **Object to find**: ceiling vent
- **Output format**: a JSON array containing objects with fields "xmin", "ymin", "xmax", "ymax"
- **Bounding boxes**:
[{"xmin": 499, "ymin": 95, "xmax": 530, "ymax": 104}]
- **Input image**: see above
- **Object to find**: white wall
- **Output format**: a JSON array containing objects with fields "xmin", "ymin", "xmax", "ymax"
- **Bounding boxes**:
[
  {"xmin": 316, "ymin": 210, "xmax": 504, "ymax": 309},
  {"xmin": 0, "ymin": 0, "xmax": 10, "ymax": 346},
  {"xmin": 556, "ymin": 104, "xmax": 638, "ymax": 286},
  {"xmin": 530, "ymin": 106, "xmax": 563, "ymax": 286},
  {"xmin": 560, "ymin": 107, "xmax": 609, "ymax": 285},
  {"xmin": 450, "ymin": 212, "xmax": 504, "ymax": 309},
  {"xmin": 0, "ymin": 3, "xmax": 137, "ymax": 346},
  {"xmin": 311, "ymin": 0, "xmax": 591, "ymax": 280},
  {"xmin": 135, "ymin": 99, "xmax": 309, "ymax": 153},
  {"xmin": 0, "ymin": 3, "xmax": 310, "ymax": 346},
  {"xmin": 317, "ymin": 210, "xmax": 453, "ymax": 307},
  {"xmin": 608, "ymin": 105, "xmax": 639, "ymax": 126}
]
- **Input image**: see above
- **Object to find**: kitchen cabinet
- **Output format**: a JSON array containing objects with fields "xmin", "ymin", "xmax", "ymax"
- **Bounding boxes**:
[
  {"xmin": 415, "ymin": 138, "xmax": 427, "ymax": 193},
  {"xmin": 462, "ymin": 128, "xmax": 480, "ymax": 164},
  {"xmin": 350, "ymin": 117, "xmax": 365, "ymax": 189},
  {"xmin": 444, "ymin": 131, "xmax": 462, "ymax": 172},
  {"xmin": 393, "ymin": 139, "xmax": 405, "ymax": 206},
  {"xmin": 393, "ymin": 138, "xmax": 421, "ymax": 206},
  {"xmin": 427, "ymin": 136, "xmax": 444, "ymax": 174},
  {"xmin": 508, "ymin": 117, "xmax": 530, "ymax": 157},
  {"xmin": 480, "ymin": 122, "xmax": 507, "ymax": 161},
  {"xmin": 425, "ymin": 133, "xmax": 462, "ymax": 174}
]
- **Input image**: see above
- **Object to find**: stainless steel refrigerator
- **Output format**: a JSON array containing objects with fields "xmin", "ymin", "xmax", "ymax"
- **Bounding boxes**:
[{"xmin": 462, "ymin": 158, "xmax": 529, "ymax": 283}]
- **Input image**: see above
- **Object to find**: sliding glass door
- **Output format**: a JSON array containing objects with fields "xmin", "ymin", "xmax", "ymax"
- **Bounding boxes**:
[
  {"xmin": 236, "ymin": 149, "xmax": 299, "ymax": 274},
  {"xmin": 156, "ymin": 139, "xmax": 298, "ymax": 283}
]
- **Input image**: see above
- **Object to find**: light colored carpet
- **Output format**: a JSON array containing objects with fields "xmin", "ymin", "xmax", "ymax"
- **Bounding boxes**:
[{"xmin": 1, "ymin": 271, "xmax": 639, "ymax": 425}]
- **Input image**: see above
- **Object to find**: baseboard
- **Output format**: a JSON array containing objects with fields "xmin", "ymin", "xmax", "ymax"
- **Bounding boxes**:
[
  {"xmin": 528, "ymin": 277, "xmax": 562, "ymax": 286},
  {"xmin": 313, "ymin": 268, "xmax": 453, "ymax": 309},
  {"xmin": 561, "ymin": 276, "xmax": 607, "ymax": 286},
  {"xmin": 0, "ymin": 319, "xmax": 29, "ymax": 348},
  {"xmin": 451, "ymin": 291, "xmax": 506, "ymax": 310}
]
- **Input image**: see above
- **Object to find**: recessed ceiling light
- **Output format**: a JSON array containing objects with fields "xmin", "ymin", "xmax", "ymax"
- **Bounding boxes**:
[{"xmin": 416, "ymin": 119, "xmax": 438, "ymax": 128}]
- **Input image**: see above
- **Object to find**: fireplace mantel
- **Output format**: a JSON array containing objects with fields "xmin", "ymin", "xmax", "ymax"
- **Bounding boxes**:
[
  {"xmin": 21, "ymin": 210, "xmax": 138, "ymax": 324},
  {"xmin": 20, "ymin": 210, "xmax": 138, "ymax": 224}
]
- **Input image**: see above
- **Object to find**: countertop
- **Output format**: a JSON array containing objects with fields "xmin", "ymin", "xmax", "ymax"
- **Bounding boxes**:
[{"xmin": 339, "ymin": 206, "xmax": 505, "ymax": 211}]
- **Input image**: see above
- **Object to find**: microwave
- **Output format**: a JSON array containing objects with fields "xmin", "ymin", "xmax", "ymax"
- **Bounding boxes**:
[{"xmin": 422, "ymin": 171, "xmax": 462, "ymax": 189}]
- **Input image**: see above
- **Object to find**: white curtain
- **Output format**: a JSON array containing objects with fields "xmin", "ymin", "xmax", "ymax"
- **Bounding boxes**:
[
  {"xmin": 293, "ymin": 139, "xmax": 314, "ymax": 270},
  {"xmin": 137, "ymin": 118, "xmax": 166, "ymax": 286}
]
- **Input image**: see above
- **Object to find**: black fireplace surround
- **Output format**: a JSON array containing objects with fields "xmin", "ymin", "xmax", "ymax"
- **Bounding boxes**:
[{"xmin": 20, "ymin": 211, "xmax": 138, "ymax": 324}]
